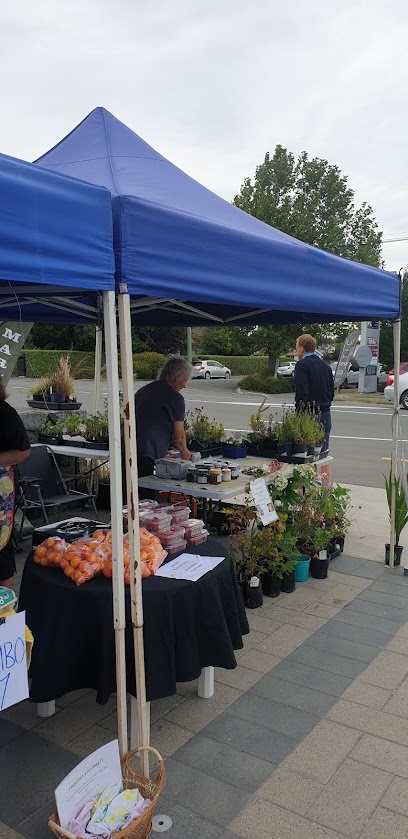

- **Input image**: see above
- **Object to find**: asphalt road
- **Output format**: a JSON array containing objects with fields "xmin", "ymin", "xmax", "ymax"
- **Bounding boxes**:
[{"xmin": 9, "ymin": 376, "xmax": 407, "ymax": 489}]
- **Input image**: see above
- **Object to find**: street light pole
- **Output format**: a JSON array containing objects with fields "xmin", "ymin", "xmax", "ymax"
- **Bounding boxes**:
[{"xmin": 187, "ymin": 327, "xmax": 193, "ymax": 363}]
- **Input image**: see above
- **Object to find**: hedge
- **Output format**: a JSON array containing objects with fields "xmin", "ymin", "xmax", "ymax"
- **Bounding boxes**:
[
  {"xmin": 132, "ymin": 352, "xmax": 167, "ymax": 379},
  {"xmin": 239, "ymin": 374, "xmax": 294, "ymax": 394},
  {"xmin": 193, "ymin": 355, "xmax": 269, "ymax": 375},
  {"xmin": 21, "ymin": 350, "xmax": 96, "ymax": 378}
]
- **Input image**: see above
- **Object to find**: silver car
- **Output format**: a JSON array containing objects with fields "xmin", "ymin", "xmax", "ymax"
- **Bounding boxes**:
[
  {"xmin": 277, "ymin": 361, "xmax": 296, "ymax": 377},
  {"xmin": 192, "ymin": 360, "xmax": 231, "ymax": 379},
  {"xmin": 332, "ymin": 361, "xmax": 388, "ymax": 390}
]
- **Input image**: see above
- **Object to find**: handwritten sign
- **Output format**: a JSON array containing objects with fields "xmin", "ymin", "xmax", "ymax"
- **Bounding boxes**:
[
  {"xmin": 250, "ymin": 477, "xmax": 278, "ymax": 526},
  {"xmin": 155, "ymin": 554, "xmax": 225, "ymax": 581},
  {"xmin": 0, "ymin": 611, "xmax": 29, "ymax": 711},
  {"xmin": 55, "ymin": 740, "xmax": 122, "ymax": 829}
]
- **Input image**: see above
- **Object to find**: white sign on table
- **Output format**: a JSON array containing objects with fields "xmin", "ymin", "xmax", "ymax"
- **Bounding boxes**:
[
  {"xmin": 55, "ymin": 739, "xmax": 122, "ymax": 830},
  {"xmin": 155, "ymin": 554, "xmax": 225, "ymax": 582},
  {"xmin": 0, "ymin": 611, "xmax": 29, "ymax": 711},
  {"xmin": 250, "ymin": 477, "xmax": 279, "ymax": 526}
]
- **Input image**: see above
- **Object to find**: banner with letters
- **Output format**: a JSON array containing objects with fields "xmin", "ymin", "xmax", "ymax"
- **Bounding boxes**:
[{"xmin": 0, "ymin": 322, "xmax": 33, "ymax": 385}]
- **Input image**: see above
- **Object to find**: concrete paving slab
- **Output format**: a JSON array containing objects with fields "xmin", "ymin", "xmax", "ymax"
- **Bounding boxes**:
[
  {"xmin": 305, "ymin": 602, "xmax": 345, "ymax": 619},
  {"xmin": 0, "ymin": 730, "xmax": 78, "ymax": 827},
  {"xmin": 382, "ymin": 674, "xmax": 408, "ymax": 718},
  {"xmin": 262, "ymin": 606, "xmax": 327, "ymax": 631},
  {"xmin": 33, "ymin": 693, "xmax": 117, "ymax": 746},
  {"xmin": 346, "ymin": 597, "xmax": 408, "ymax": 623},
  {"xmin": 230, "ymin": 797, "xmax": 346, "ymax": 839},
  {"xmin": 341, "ymin": 682, "xmax": 392, "ymax": 710},
  {"xmin": 274, "ymin": 588, "xmax": 321, "ymax": 612},
  {"xmin": 67, "ymin": 723, "xmax": 115, "ymax": 757},
  {"xmin": 254, "ymin": 624, "xmax": 315, "ymax": 657},
  {"xmin": 350, "ymin": 734, "xmax": 408, "ymax": 777},
  {"xmin": 303, "ymin": 631, "xmax": 380, "ymax": 663},
  {"xmin": 202, "ymin": 713, "xmax": 298, "ymax": 765},
  {"xmin": 317, "ymin": 619, "xmax": 394, "ymax": 648},
  {"xmin": 344, "ymin": 560, "xmax": 387, "ymax": 580},
  {"xmin": 256, "ymin": 766, "xmax": 324, "ymax": 815},
  {"xmin": 270, "ymin": 659, "xmax": 353, "ymax": 696},
  {"xmin": 0, "ymin": 719, "xmax": 26, "ymax": 747},
  {"xmin": 307, "ymin": 757, "xmax": 392, "ymax": 839},
  {"xmin": 150, "ymin": 693, "xmax": 186, "ymax": 723},
  {"xmin": 164, "ymin": 684, "xmax": 242, "ymax": 733},
  {"xmin": 150, "ymin": 719, "xmax": 193, "ymax": 758},
  {"xmin": 357, "ymin": 650, "xmax": 408, "ymax": 689},
  {"xmin": 287, "ymin": 645, "xmax": 368, "ymax": 679},
  {"xmin": 0, "ymin": 823, "xmax": 24, "ymax": 839},
  {"xmin": 318, "ymin": 583, "xmax": 371, "ymax": 608},
  {"xmin": 56, "ymin": 688, "xmax": 92, "ymax": 709},
  {"xmin": 0, "ymin": 700, "xmax": 47, "ymax": 731},
  {"xmin": 359, "ymin": 806, "xmax": 408, "ymax": 839},
  {"xmin": 283, "ymin": 720, "xmax": 362, "ymax": 783},
  {"xmin": 327, "ymin": 698, "xmax": 408, "ymax": 746},
  {"xmin": 155, "ymin": 796, "xmax": 224, "ymax": 839},
  {"xmin": 16, "ymin": 801, "xmax": 55, "ymax": 839},
  {"xmin": 380, "ymin": 776, "xmax": 408, "ymax": 817},
  {"xmin": 385, "ymin": 635, "xmax": 408, "ymax": 654},
  {"xmin": 227, "ymin": 693, "xmax": 319, "ymax": 740},
  {"xmin": 214, "ymin": 666, "xmax": 263, "ymax": 692},
  {"xmin": 329, "ymin": 556, "xmax": 367, "ymax": 574},
  {"xmin": 357, "ymin": 588, "xmax": 408, "ymax": 611},
  {"xmin": 164, "ymin": 758, "xmax": 251, "ymax": 827},
  {"xmin": 174, "ymin": 734, "xmax": 275, "ymax": 793},
  {"xmin": 245, "ymin": 612, "xmax": 285, "ymax": 634},
  {"xmin": 176, "ymin": 680, "xmax": 197, "ymax": 697},
  {"xmin": 237, "ymin": 649, "xmax": 282, "ymax": 673},
  {"xmin": 372, "ymin": 578, "xmax": 408, "ymax": 596},
  {"xmin": 331, "ymin": 607, "xmax": 402, "ymax": 635},
  {"xmin": 249, "ymin": 674, "xmax": 337, "ymax": 716}
]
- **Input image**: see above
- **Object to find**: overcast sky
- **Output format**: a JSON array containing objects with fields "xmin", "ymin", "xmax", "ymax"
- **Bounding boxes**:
[{"xmin": 1, "ymin": 0, "xmax": 407, "ymax": 270}]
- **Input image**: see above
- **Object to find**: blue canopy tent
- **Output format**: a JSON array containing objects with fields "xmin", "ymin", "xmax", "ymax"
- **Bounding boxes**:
[
  {"xmin": 35, "ymin": 107, "xmax": 400, "ymax": 327},
  {"xmin": 0, "ymin": 152, "xmax": 133, "ymax": 757}
]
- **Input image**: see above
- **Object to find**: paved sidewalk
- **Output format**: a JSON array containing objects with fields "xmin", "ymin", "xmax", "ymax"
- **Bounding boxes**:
[{"xmin": 2, "ymin": 488, "xmax": 408, "ymax": 838}]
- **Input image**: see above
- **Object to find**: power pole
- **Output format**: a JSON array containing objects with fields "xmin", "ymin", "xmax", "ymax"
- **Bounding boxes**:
[{"xmin": 187, "ymin": 327, "xmax": 193, "ymax": 364}]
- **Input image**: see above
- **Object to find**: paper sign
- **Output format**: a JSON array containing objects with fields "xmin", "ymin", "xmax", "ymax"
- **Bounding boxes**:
[
  {"xmin": 250, "ymin": 478, "xmax": 279, "ymax": 525},
  {"xmin": 0, "ymin": 611, "xmax": 29, "ymax": 711},
  {"xmin": 55, "ymin": 740, "xmax": 122, "ymax": 830},
  {"xmin": 155, "ymin": 554, "xmax": 225, "ymax": 581}
]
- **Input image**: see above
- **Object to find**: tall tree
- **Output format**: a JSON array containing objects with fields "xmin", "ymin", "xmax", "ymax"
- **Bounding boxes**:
[{"xmin": 233, "ymin": 146, "xmax": 383, "ymax": 371}]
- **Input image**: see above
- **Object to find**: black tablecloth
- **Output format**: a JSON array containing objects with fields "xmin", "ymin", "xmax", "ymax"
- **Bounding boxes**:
[{"xmin": 19, "ymin": 539, "xmax": 249, "ymax": 704}]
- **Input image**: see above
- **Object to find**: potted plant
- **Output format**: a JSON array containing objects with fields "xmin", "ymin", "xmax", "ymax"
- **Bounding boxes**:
[
  {"xmin": 228, "ymin": 502, "xmax": 265, "ymax": 608},
  {"xmin": 252, "ymin": 516, "xmax": 298, "ymax": 596},
  {"xmin": 61, "ymin": 413, "xmax": 86, "ymax": 446},
  {"xmin": 222, "ymin": 432, "xmax": 248, "ymax": 459},
  {"xmin": 184, "ymin": 408, "xmax": 225, "ymax": 456},
  {"xmin": 96, "ymin": 462, "xmax": 111, "ymax": 510},
  {"xmin": 246, "ymin": 400, "xmax": 279, "ymax": 457},
  {"xmin": 38, "ymin": 418, "xmax": 64, "ymax": 445},
  {"xmin": 301, "ymin": 413, "xmax": 325, "ymax": 457},
  {"xmin": 48, "ymin": 357, "xmax": 76, "ymax": 404},
  {"xmin": 27, "ymin": 377, "xmax": 52, "ymax": 405},
  {"xmin": 385, "ymin": 473, "xmax": 408, "ymax": 566},
  {"xmin": 84, "ymin": 412, "xmax": 109, "ymax": 450},
  {"xmin": 276, "ymin": 409, "xmax": 295, "ymax": 457}
]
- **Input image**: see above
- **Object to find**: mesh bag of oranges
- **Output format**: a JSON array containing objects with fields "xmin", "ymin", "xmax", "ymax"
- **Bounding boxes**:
[{"xmin": 101, "ymin": 528, "xmax": 167, "ymax": 583}]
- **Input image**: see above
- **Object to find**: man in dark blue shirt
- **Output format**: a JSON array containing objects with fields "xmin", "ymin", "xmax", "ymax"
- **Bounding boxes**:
[{"xmin": 294, "ymin": 334, "xmax": 334, "ymax": 451}]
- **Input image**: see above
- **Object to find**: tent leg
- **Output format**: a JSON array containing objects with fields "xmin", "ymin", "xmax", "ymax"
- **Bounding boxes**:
[
  {"xmin": 103, "ymin": 290, "xmax": 128, "ymax": 756},
  {"xmin": 389, "ymin": 319, "xmax": 401, "ymax": 568},
  {"xmin": 93, "ymin": 323, "xmax": 103, "ymax": 415},
  {"xmin": 118, "ymin": 286, "xmax": 149, "ymax": 777}
]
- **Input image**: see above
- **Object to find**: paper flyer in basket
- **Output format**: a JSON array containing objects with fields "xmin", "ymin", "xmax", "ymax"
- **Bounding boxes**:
[
  {"xmin": 55, "ymin": 739, "xmax": 122, "ymax": 829},
  {"xmin": 155, "ymin": 554, "xmax": 225, "ymax": 581},
  {"xmin": 250, "ymin": 477, "xmax": 278, "ymax": 526}
]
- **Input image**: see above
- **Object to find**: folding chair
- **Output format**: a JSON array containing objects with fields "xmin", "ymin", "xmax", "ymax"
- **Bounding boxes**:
[{"xmin": 16, "ymin": 444, "xmax": 98, "ymax": 524}]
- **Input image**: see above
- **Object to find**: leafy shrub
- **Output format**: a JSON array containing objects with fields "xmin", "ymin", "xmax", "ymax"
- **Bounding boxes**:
[
  {"xmin": 239, "ymin": 374, "xmax": 294, "ymax": 394},
  {"xmin": 132, "ymin": 352, "xmax": 167, "ymax": 380}
]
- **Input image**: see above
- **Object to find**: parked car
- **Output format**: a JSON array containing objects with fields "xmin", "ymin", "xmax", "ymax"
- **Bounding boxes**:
[
  {"xmin": 277, "ymin": 361, "xmax": 296, "ymax": 377},
  {"xmin": 388, "ymin": 362, "xmax": 408, "ymax": 376},
  {"xmin": 331, "ymin": 360, "xmax": 388, "ymax": 390},
  {"xmin": 384, "ymin": 371, "xmax": 408, "ymax": 409},
  {"xmin": 192, "ymin": 360, "xmax": 231, "ymax": 379}
]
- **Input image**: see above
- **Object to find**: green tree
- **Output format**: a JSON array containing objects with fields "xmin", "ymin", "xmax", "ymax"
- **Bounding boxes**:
[
  {"xmin": 233, "ymin": 145, "xmax": 383, "ymax": 371},
  {"xmin": 30, "ymin": 324, "xmax": 96, "ymax": 351},
  {"xmin": 199, "ymin": 326, "xmax": 257, "ymax": 356}
]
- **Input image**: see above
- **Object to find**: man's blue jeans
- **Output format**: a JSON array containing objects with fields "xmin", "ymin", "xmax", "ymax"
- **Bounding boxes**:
[{"xmin": 319, "ymin": 410, "xmax": 332, "ymax": 451}]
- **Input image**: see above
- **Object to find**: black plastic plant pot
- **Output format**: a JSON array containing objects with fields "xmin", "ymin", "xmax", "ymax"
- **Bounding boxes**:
[
  {"xmin": 293, "ymin": 443, "xmax": 308, "ymax": 454},
  {"xmin": 336, "ymin": 535, "xmax": 345, "ymax": 552},
  {"xmin": 385, "ymin": 544, "xmax": 403, "ymax": 566},
  {"xmin": 240, "ymin": 579, "xmax": 263, "ymax": 608},
  {"xmin": 310, "ymin": 557, "xmax": 329, "ymax": 579},
  {"xmin": 38, "ymin": 434, "xmax": 62, "ymax": 445},
  {"xmin": 96, "ymin": 482, "xmax": 111, "ymax": 510},
  {"xmin": 262, "ymin": 573, "xmax": 282, "ymax": 598},
  {"xmin": 281, "ymin": 570, "xmax": 296, "ymax": 593},
  {"xmin": 278, "ymin": 442, "xmax": 293, "ymax": 456}
]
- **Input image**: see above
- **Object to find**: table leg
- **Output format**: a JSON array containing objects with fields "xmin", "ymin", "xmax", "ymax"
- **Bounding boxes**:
[
  {"xmin": 197, "ymin": 666, "xmax": 214, "ymax": 698},
  {"xmin": 37, "ymin": 700, "xmax": 56, "ymax": 718},
  {"xmin": 129, "ymin": 695, "xmax": 151, "ymax": 750}
]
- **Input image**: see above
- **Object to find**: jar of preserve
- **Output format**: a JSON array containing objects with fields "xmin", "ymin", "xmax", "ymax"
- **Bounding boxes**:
[
  {"xmin": 197, "ymin": 469, "xmax": 208, "ymax": 484},
  {"xmin": 209, "ymin": 467, "xmax": 222, "ymax": 485},
  {"xmin": 221, "ymin": 467, "xmax": 232, "ymax": 481},
  {"xmin": 231, "ymin": 465, "xmax": 240, "ymax": 480},
  {"xmin": 187, "ymin": 467, "xmax": 196, "ymax": 483}
]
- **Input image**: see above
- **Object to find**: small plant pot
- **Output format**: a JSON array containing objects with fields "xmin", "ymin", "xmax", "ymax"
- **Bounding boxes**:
[
  {"xmin": 281, "ymin": 570, "xmax": 296, "ymax": 593},
  {"xmin": 38, "ymin": 434, "xmax": 62, "ymax": 445},
  {"xmin": 50, "ymin": 393, "xmax": 66, "ymax": 404},
  {"xmin": 221, "ymin": 445, "xmax": 248, "ymax": 459},
  {"xmin": 262, "ymin": 573, "xmax": 282, "ymax": 598},
  {"xmin": 278, "ymin": 442, "xmax": 293, "ymax": 456},
  {"xmin": 385, "ymin": 544, "xmax": 403, "ymax": 566},
  {"xmin": 294, "ymin": 555, "xmax": 311, "ymax": 582},
  {"xmin": 336, "ymin": 534, "xmax": 345, "ymax": 552},
  {"xmin": 240, "ymin": 578, "xmax": 263, "ymax": 609},
  {"xmin": 293, "ymin": 443, "xmax": 308, "ymax": 455},
  {"xmin": 310, "ymin": 556, "xmax": 329, "ymax": 579},
  {"xmin": 307, "ymin": 445, "xmax": 323, "ymax": 457}
]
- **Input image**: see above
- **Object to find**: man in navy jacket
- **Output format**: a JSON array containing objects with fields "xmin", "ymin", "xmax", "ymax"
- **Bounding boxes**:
[{"xmin": 294, "ymin": 334, "xmax": 334, "ymax": 451}]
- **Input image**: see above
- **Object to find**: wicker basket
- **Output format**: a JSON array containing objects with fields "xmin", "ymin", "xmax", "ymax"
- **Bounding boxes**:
[{"xmin": 48, "ymin": 746, "xmax": 165, "ymax": 839}]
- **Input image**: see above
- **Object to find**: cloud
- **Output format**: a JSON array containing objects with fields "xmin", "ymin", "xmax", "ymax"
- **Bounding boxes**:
[{"xmin": 1, "ymin": 0, "xmax": 407, "ymax": 269}]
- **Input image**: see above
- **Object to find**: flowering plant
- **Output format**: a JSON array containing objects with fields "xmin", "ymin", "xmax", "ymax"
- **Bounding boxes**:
[{"xmin": 184, "ymin": 408, "xmax": 224, "ymax": 444}]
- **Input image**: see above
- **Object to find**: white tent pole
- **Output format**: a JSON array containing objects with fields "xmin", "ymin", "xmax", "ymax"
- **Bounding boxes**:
[
  {"xmin": 93, "ymin": 323, "xmax": 103, "ymax": 415},
  {"xmin": 103, "ymin": 290, "xmax": 128, "ymax": 755},
  {"xmin": 118, "ymin": 285, "xmax": 149, "ymax": 777},
  {"xmin": 389, "ymin": 318, "xmax": 401, "ymax": 568}
]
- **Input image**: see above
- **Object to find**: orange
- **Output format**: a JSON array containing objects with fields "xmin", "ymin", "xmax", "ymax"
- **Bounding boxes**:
[
  {"xmin": 36, "ymin": 545, "xmax": 47, "ymax": 558},
  {"xmin": 93, "ymin": 530, "xmax": 106, "ymax": 542},
  {"xmin": 45, "ymin": 537, "xmax": 55, "ymax": 548}
]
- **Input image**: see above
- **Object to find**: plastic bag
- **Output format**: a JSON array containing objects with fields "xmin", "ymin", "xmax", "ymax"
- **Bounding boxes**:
[{"xmin": 33, "ymin": 537, "xmax": 68, "ymax": 567}]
